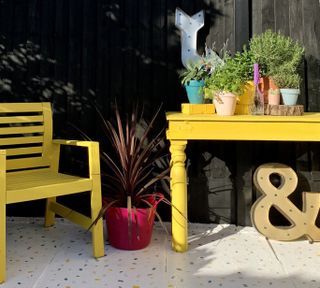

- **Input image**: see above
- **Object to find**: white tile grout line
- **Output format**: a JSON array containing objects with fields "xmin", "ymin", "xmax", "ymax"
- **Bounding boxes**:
[{"xmin": 31, "ymin": 251, "xmax": 60, "ymax": 288}]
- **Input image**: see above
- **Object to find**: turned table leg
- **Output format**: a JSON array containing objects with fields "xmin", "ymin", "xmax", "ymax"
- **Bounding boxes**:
[{"xmin": 169, "ymin": 140, "xmax": 188, "ymax": 252}]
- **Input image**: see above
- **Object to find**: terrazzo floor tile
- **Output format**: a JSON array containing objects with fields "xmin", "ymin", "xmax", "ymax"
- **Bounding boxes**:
[
  {"xmin": 268, "ymin": 239, "xmax": 320, "ymax": 288},
  {"xmin": 2, "ymin": 218, "xmax": 320, "ymax": 288}
]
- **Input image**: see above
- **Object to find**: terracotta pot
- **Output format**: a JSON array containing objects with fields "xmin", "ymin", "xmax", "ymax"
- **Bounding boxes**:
[
  {"xmin": 213, "ymin": 92, "xmax": 237, "ymax": 116},
  {"xmin": 258, "ymin": 77, "xmax": 279, "ymax": 104}
]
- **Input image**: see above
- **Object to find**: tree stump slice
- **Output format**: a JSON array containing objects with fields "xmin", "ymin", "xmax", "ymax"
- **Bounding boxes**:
[{"xmin": 264, "ymin": 104, "xmax": 304, "ymax": 116}]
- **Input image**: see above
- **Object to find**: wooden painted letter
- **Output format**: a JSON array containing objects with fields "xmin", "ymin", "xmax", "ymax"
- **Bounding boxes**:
[{"xmin": 251, "ymin": 163, "xmax": 320, "ymax": 241}]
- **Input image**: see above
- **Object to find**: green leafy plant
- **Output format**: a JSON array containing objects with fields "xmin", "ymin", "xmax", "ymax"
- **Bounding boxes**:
[
  {"xmin": 204, "ymin": 47, "xmax": 254, "ymax": 99},
  {"xmin": 249, "ymin": 30, "xmax": 304, "ymax": 77},
  {"xmin": 179, "ymin": 42, "xmax": 228, "ymax": 86},
  {"xmin": 179, "ymin": 61, "xmax": 209, "ymax": 85}
]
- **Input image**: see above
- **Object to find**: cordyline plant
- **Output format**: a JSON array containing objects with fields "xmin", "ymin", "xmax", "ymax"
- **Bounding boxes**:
[{"xmin": 87, "ymin": 104, "xmax": 178, "ymax": 230}]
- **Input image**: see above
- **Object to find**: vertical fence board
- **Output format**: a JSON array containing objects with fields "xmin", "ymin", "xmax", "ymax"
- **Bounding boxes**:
[
  {"xmin": 40, "ymin": 0, "xmax": 55, "ymax": 80},
  {"xmin": 302, "ymin": 0, "xmax": 320, "ymax": 188},
  {"xmin": 152, "ymin": 0, "xmax": 168, "ymax": 109},
  {"xmin": 28, "ymin": 0, "xmax": 40, "ymax": 44},
  {"xmin": 12, "ymin": 0, "xmax": 28, "ymax": 45},
  {"xmin": 235, "ymin": 0, "xmax": 249, "ymax": 50},
  {"xmin": 52, "ymin": 0, "xmax": 69, "ymax": 136},
  {"xmin": 289, "ymin": 0, "xmax": 306, "ymax": 108},
  {"xmin": 223, "ymin": 0, "xmax": 235, "ymax": 53},
  {"xmin": 251, "ymin": 0, "xmax": 262, "ymax": 35},
  {"xmin": 80, "ymin": 0, "xmax": 97, "ymax": 133},
  {"xmin": 261, "ymin": 0, "xmax": 275, "ymax": 31},
  {"xmin": 137, "ymin": 0, "xmax": 152, "ymax": 110},
  {"xmin": 107, "ymin": 0, "xmax": 124, "ymax": 109},
  {"xmin": 274, "ymin": 0, "xmax": 289, "ymax": 35},
  {"xmin": 206, "ymin": 0, "xmax": 225, "ymax": 53},
  {"xmin": 302, "ymin": 0, "xmax": 320, "ymax": 112},
  {"xmin": 121, "ymin": 0, "xmax": 138, "ymax": 108},
  {"xmin": 166, "ymin": 0, "xmax": 182, "ymax": 111},
  {"xmin": 96, "ymin": 0, "xmax": 111, "ymax": 113}
]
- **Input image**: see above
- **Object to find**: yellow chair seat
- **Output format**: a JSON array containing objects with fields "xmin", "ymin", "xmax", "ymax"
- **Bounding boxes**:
[{"xmin": 7, "ymin": 170, "xmax": 92, "ymax": 204}]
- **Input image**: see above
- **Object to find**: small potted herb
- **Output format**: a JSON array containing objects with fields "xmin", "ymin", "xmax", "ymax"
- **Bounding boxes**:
[
  {"xmin": 272, "ymin": 65, "xmax": 302, "ymax": 105},
  {"xmin": 179, "ymin": 61, "xmax": 208, "ymax": 104},
  {"xmin": 179, "ymin": 45, "xmax": 226, "ymax": 104},
  {"xmin": 204, "ymin": 48, "xmax": 253, "ymax": 115}
]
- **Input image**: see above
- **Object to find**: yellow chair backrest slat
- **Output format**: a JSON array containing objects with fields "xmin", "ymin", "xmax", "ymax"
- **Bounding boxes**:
[
  {"xmin": 0, "ymin": 115, "xmax": 44, "ymax": 124},
  {"xmin": 6, "ymin": 157, "xmax": 51, "ymax": 170},
  {"xmin": 5, "ymin": 146, "xmax": 43, "ymax": 156},
  {"xmin": 0, "ymin": 102, "xmax": 44, "ymax": 112},
  {"xmin": 0, "ymin": 136, "xmax": 43, "ymax": 146},
  {"xmin": 0, "ymin": 125, "xmax": 44, "ymax": 135}
]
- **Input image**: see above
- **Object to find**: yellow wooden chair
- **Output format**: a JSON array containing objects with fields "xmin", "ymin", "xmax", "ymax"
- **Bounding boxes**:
[{"xmin": 0, "ymin": 102, "xmax": 105, "ymax": 283}]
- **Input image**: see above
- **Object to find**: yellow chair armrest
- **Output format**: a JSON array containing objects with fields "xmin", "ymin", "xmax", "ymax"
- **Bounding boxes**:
[
  {"xmin": 52, "ymin": 139, "xmax": 97, "ymax": 148},
  {"xmin": 52, "ymin": 140, "xmax": 101, "ymax": 176}
]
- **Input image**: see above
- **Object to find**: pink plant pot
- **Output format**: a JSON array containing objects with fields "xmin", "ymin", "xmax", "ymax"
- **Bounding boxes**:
[
  {"xmin": 104, "ymin": 194, "xmax": 163, "ymax": 250},
  {"xmin": 268, "ymin": 88, "xmax": 280, "ymax": 105},
  {"xmin": 106, "ymin": 206, "xmax": 155, "ymax": 250}
]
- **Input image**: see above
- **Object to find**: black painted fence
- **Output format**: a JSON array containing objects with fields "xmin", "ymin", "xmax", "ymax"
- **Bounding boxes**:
[{"xmin": 1, "ymin": 0, "xmax": 320, "ymax": 225}]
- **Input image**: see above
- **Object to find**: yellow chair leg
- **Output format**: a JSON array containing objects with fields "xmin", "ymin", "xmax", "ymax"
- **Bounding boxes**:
[
  {"xmin": 44, "ymin": 197, "xmax": 56, "ymax": 227},
  {"xmin": 90, "ymin": 177, "xmax": 105, "ymax": 258},
  {"xmin": 92, "ymin": 218, "xmax": 104, "ymax": 258},
  {"xmin": 0, "ymin": 203, "xmax": 6, "ymax": 283}
]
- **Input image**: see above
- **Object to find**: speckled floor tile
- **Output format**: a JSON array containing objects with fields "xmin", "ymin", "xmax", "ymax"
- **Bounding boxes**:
[{"xmin": 2, "ymin": 218, "xmax": 319, "ymax": 288}]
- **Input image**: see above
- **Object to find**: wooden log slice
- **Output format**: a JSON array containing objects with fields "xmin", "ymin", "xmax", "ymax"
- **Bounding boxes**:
[{"xmin": 264, "ymin": 104, "xmax": 304, "ymax": 116}]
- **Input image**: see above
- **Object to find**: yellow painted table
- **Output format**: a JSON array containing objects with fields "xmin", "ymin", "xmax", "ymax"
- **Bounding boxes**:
[{"xmin": 166, "ymin": 112, "xmax": 320, "ymax": 252}]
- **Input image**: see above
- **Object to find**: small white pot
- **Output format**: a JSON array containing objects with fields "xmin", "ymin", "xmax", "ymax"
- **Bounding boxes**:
[{"xmin": 213, "ymin": 92, "xmax": 237, "ymax": 116}]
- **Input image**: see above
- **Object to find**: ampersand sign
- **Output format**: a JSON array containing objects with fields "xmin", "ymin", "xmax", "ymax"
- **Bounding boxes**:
[{"xmin": 251, "ymin": 163, "xmax": 320, "ymax": 241}]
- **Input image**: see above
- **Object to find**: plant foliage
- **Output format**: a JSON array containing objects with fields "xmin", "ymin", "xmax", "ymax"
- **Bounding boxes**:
[
  {"xmin": 86, "ymin": 104, "xmax": 179, "ymax": 229},
  {"xmin": 179, "ymin": 61, "xmax": 209, "ymax": 85},
  {"xmin": 272, "ymin": 68, "xmax": 301, "ymax": 89},
  {"xmin": 249, "ymin": 30, "xmax": 304, "ymax": 77},
  {"xmin": 98, "ymin": 105, "xmax": 170, "ymax": 207},
  {"xmin": 204, "ymin": 47, "xmax": 254, "ymax": 98},
  {"xmin": 179, "ymin": 42, "xmax": 228, "ymax": 86}
]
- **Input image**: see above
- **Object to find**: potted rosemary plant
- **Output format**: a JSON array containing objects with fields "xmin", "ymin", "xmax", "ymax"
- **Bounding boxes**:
[{"xmin": 249, "ymin": 30, "xmax": 304, "ymax": 105}]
